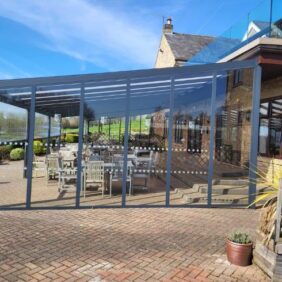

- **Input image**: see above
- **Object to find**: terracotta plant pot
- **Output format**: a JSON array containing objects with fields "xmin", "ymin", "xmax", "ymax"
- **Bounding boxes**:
[{"xmin": 226, "ymin": 239, "xmax": 253, "ymax": 266}]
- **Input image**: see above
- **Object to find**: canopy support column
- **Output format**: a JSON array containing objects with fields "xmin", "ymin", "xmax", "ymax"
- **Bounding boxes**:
[
  {"xmin": 26, "ymin": 86, "xmax": 36, "ymax": 209},
  {"xmin": 47, "ymin": 115, "xmax": 51, "ymax": 154}
]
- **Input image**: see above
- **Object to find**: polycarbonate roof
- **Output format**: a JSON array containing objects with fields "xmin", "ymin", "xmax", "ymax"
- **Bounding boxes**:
[{"xmin": 0, "ymin": 60, "xmax": 257, "ymax": 119}]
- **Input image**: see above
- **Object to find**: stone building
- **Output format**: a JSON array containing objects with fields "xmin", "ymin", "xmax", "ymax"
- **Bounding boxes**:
[{"xmin": 152, "ymin": 18, "xmax": 282, "ymax": 182}]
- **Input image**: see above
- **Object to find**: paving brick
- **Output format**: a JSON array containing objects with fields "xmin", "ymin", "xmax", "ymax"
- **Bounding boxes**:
[{"xmin": 0, "ymin": 209, "xmax": 270, "ymax": 282}]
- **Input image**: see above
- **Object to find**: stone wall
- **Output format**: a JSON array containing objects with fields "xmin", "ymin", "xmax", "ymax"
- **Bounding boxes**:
[
  {"xmin": 155, "ymin": 35, "xmax": 176, "ymax": 68},
  {"xmin": 261, "ymin": 75, "xmax": 282, "ymax": 100}
]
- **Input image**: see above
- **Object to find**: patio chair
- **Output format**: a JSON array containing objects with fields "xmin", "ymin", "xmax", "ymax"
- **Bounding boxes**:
[
  {"xmin": 32, "ymin": 154, "xmax": 46, "ymax": 178},
  {"xmin": 151, "ymin": 151, "xmax": 160, "ymax": 175},
  {"xmin": 83, "ymin": 161, "xmax": 105, "ymax": 198},
  {"xmin": 57, "ymin": 157, "xmax": 77, "ymax": 193},
  {"xmin": 110, "ymin": 161, "xmax": 132, "ymax": 196},
  {"xmin": 131, "ymin": 158, "xmax": 152, "ymax": 195},
  {"xmin": 46, "ymin": 154, "xmax": 59, "ymax": 182},
  {"xmin": 59, "ymin": 150, "xmax": 75, "ymax": 168}
]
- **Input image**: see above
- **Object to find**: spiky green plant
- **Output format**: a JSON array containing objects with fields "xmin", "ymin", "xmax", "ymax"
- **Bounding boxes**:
[
  {"xmin": 247, "ymin": 157, "xmax": 282, "ymax": 246},
  {"xmin": 228, "ymin": 231, "xmax": 252, "ymax": 244},
  {"xmin": 248, "ymin": 157, "xmax": 282, "ymax": 208}
]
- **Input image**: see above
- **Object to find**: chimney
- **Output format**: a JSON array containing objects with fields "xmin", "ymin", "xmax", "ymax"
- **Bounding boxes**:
[{"xmin": 163, "ymin": 17, "xmax": 173, "ymax": 34}]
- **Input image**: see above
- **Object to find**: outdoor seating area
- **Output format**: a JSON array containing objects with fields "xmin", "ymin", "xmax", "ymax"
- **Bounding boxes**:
[
  {"xmin": 38, "ymin": 143, "xmax": 158, "ymax": 198},
  {"xmin": 0, "ymin": 60, "xmax": 262, "ymax": 208}
]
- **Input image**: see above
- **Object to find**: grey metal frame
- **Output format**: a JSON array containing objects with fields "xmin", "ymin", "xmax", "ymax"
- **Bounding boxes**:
[
  {"xmin": 0, "ymin": 59, "xmax": 262, "ymax": 209},
  {"xmin": 121, "ymin": 80, "xmax": 131, "ymax": 207},
  {"xmin": 26, "ymin": 86, "xmax": 36, "ymax": 208},
  {"xmin": 207, "ymin": 73, "xmax": 217, "ymax": 207},
  {"xmin": 76, "ymin": 84, "xmax": 85, "ymax": 208},
  {"xmin": 165, "ymin": 76, "xmax": 175, "ymax": 207},
  {"xmin": 47, "ymin": 115, "xmax": 51, "ymax": 154},
  {"xmin": 248, "ymin": 65, "xmax": 262, "ymax": 207}
]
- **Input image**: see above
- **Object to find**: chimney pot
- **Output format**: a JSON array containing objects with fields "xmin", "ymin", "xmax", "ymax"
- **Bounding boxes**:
[{"xmin": 163, "ymin": 17, "xmax": 173, "ymax": 34}]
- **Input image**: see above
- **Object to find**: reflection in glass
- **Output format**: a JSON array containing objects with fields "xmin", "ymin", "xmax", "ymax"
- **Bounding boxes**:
[
  {"xmin": 170, "ymin": 74, "xmax": 212, "ymax": 205},
  {"xmin": 0, "ymin": 88, "xmax": 31, "ymax": 208},
  {"xmin": 213, "ymin": 69, "xmax": 254, "ymax": 205}
]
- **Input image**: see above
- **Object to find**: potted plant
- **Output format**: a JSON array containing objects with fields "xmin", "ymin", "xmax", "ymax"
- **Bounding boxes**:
[{"xmin": 226, "ymin": 231, "xmax": 253, "ymax": 266}]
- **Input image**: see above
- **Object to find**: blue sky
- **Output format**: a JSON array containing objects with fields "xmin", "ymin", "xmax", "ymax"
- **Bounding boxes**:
[{"xmin": 0, "ymin": 0, "xmax": 266, "ymax": 78}]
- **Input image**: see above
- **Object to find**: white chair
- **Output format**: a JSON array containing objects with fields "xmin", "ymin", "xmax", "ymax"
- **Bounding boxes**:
[
  {"xmin": 32, "ymin": 154, "xmax": 46, "ymax": 178},
  {"xmin": 131, "ymin": 158, "xmax": 152, "ymax": 195},
  {"xmin": 46, "ymin": 154, "xmax": 59, "ymax": 182},
  {"xmin": 151, "ymin": 151, "xmax": 160, "ymax": 173},
  {"xmin": 109, "ymin": 161, "xmax": 132, "ymax": 197},
  {"xmin": 59, "ymin": 150, "xmax": 75, "ymax": 168},
  {"xmin": 57, "ymin": 157, "xmax": 77, "ymax": 192},
  {"xmin": 83, "ymin": 161, "xmax": 105, "ymax": 198}
]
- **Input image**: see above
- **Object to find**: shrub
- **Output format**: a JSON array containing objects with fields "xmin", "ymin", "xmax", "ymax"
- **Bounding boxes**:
[
  {"xmin": 0, "ymin": 145, "xmax": 13, "ymax": 160},
  {"xmin": 33, "ymin": 140, "xmax": 45, "ymax": 155},
  {"xmin": 65, "ymin": 134, "xmax": 79, "ymax": 143},
  {"xmin": 60, "ymin": 134, "xmax": 65, "ymax": 143},
  {"xmin": 228, "ymin": 231, "xmax": 252, "ymax": 244},
  {"xmin": 10, "ymin": 148, "xmax": 24, "ymax": 160}
]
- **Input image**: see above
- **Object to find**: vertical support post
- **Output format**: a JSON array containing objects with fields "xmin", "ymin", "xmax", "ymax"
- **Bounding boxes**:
[
  {"xmin": 47, "ymin": 115, "xmax": 51, "ymax": 154},
  {"xmin": 76, "ymin": 84, "xmax": 85, "ymax": 208},
  {"xmin": 122, "ymin": 80, "xmax": 130, "ymax": 207},
  {"xmin": 58, "ymin": 115, "xmax": 62, "ymax": 149},
  {"xmin": 26, "ymin": 86, "xmax": 36, "ymax": 209},
  {"xmin": 165, "ymin": 76, "xmax": 175, "ymax": 207},
  {"xmin": 207, "ymin": 73, "xmax": 217, "ymax": 207},
  {"xmin": 23, "ymin": 109, "xmax": 30, "ymax": 178},
  {"xmin": 248, "ymin": 65, "xmax": 262, "ymax": 206},
  {"xmin": 275, "ymin": 179, "xmax": 282, "ymax": 243}
]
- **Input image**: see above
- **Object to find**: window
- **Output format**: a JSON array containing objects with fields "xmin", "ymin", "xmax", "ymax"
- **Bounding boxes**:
[
  {"xmin": 174, "ymin": 119, "xmax": 184, "ymax": 143},
  {"xmin": 259, "ymin": 98, "xmax": 282, "ymax": 158},
  {"xmin": 233, "ymin": 69, "xmax": 244, "ymax": 87},
  {"xmin": 187, "ymin": 117, "xmax": 202, "ymax": 152}
]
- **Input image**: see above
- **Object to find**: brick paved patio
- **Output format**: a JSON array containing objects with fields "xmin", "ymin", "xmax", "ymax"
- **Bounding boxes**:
[{"xmin": 0, "ymin": 209, "xmax": 269, "ymax": 282}]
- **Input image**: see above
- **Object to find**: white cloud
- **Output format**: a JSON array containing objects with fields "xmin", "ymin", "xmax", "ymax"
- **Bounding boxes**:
[{"xmin": 0, "ymin": 0, "xmax": 160, "ymax": 70}]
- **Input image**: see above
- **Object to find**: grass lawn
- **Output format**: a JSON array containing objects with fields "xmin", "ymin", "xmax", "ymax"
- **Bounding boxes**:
[{"xmin": 62, "ymin": 118, "xmax": 150, "ymax": 138}]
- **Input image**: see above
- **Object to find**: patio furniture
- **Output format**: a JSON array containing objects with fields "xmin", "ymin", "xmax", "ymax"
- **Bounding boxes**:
[
  {"xmin": 134, "ymin": 148, "xmax": 150, "ymax": 157},
  {"xmin": 32, "ymin": 154, "xmax": 46, "ymax": 178},
  {"xmin": 59, "ymin": 150, "xmax": 76, "ymax": 168},
  {"xmin": 83, "ymin": 161, "xmax": 105, "ymax": 198},
  {"xmin": 150, "ymin": 151, "xmax": 160, "ymax": 177},
  {"xmin": 109, "ymin": 161, "xmax": 132, "ymax": 196},
  {"xmin": 131, "ymin": 158, "xmax": 152, "ymax": 195},
  {"xmin": 46, "ymin": 154, "xmax": 59, "ymax": 182},
  {"xmin": 57, "ymin": 157, "xmax": 77, "ymax": 192}
]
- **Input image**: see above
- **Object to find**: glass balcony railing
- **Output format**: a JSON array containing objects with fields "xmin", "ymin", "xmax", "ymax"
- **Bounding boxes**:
[{"xmin": 187, "ymin": 0, "xmax": 282, "ymax": 65}]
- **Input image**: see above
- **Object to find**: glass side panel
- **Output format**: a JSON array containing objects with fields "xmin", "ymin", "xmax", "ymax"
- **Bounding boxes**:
[
  {"xmin": 187, "ymin": 0, "xmax": 280, "ymax": 64},
  {"xmin": 212, "ymin": 68, "xmax": 254, "ymax": 205},
  {"xmin": 79, "ymin": 79, "xmax": 128, "ymax": 207},
  {"xmin": 272, "ymin": 0, "xmax": 282, "ymax": 38},
  {"xmin": 125, "ymin": 74, "xmax": 171, "ymax": 206},
  {"xmin": 31, "ymin": 83, "xmax": 81, "ymax": 207},
  {"xmin": 0, "ymin": 87, "xmax": 31, "ymax": 208},
  {"xmin": 170, "ymin": 73, "xmax": 212, "ymax": 205}
]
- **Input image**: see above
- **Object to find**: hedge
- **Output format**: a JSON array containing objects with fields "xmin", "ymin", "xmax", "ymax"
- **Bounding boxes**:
[
  {"xmin": 33, "ymin": 140, "xmax": 46, "ymax": 155},
  {"xmin": 65, "ymin": 134, "xmax": 79, "ymax": 143},
  {"xmin": 0, "ymin": 145, "xmax": 13, "ymax": 160},
  {"xmin": 10, "ymin": 148, "xmax": 24, "ymax": 160}
]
